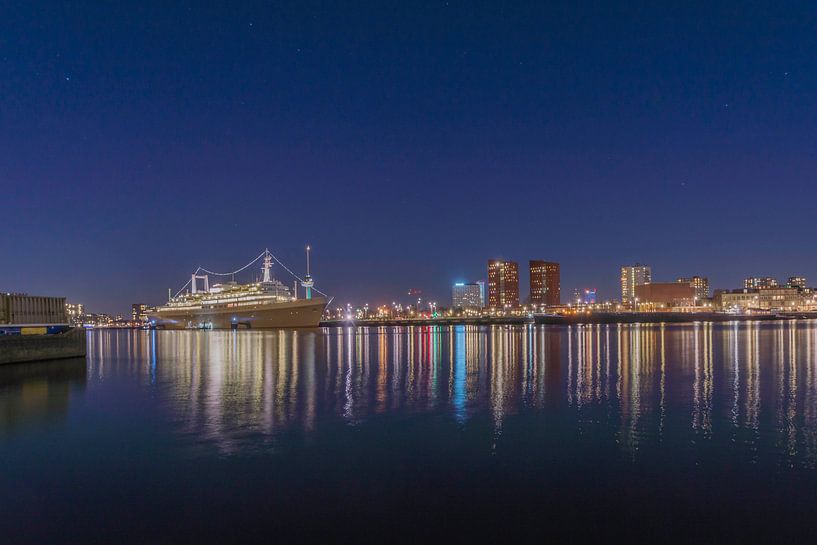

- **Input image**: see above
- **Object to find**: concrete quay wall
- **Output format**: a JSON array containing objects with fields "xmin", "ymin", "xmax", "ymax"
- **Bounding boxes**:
[{"xmin": 0, "ymin": 328, "xmax": 87, "ymax": 365}]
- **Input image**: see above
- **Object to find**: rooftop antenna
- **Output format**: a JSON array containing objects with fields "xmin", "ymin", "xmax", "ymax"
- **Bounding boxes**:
[{"xmin": 301, "ymin": 245, "xmax": 314, "ymax": 300}]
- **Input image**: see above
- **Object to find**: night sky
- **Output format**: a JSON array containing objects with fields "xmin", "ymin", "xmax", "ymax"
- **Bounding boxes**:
[{"xmin": 2, "ymin": 1, "xmax": 816, "ymax": 313}]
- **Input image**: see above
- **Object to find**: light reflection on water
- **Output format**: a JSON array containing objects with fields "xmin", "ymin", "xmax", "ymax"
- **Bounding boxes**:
[
  {"xmin": 6, "ymin": 322, "xmax": 817, "ymax": 542},
  {"xmin": 76, "ymin": 321, "xmax": 817, "ymax": 466}
]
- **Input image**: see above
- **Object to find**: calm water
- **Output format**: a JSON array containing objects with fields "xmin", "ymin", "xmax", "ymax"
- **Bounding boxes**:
[{"xmin": 3, "ymin": 323, "xmax": 817, "ymax": 542}]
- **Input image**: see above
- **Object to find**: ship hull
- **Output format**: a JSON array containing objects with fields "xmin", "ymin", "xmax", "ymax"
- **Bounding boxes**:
[{"xmin": 148, "ymin": 297, "xmax": 328, "ymax": 330}]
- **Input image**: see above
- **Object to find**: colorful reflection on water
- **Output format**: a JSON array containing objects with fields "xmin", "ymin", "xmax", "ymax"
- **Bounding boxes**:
[{"xmin": 3, "ymin": 322, "xmax": 817, "ymax": 542}]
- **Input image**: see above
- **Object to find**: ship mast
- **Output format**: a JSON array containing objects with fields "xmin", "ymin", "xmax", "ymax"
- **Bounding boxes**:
[{"xmin": 301, "ymin": 245, "xmax": 314, "ymax": 300}]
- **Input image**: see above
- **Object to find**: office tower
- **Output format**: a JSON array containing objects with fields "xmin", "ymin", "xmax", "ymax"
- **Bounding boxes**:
[
  {"xmin": 452, "ymin": 282, "xmax": 484, "ymax": 310},
  {"xmin": 621, "ymin": 264, "xmax": 651, "ymax": 306},
  {"xmin": 487, "ymin": 260, "xmax": 519, "ymax": 309},
  {"xmin": 529, "ymin": 260, "xmax": 560, "ymax": 307},
  {"xmin": 583, "ymin": 288, "xmax": 597, "ymax": 305}
]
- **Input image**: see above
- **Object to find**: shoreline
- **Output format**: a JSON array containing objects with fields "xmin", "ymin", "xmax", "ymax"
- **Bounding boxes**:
[{"xmin": 321, "ymin": 311, "xmax": 817, "ymax": 328}]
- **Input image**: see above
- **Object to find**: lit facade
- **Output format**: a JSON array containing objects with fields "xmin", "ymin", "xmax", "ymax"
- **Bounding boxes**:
[
  {"xmin": 634, "ymin": 282, "xmax": 696, "ymax": 308},
  {"xmin": 677, "ymin": 276, "xmax": 709, "ymax": 301},
  {"xmin": 529, "ymin": 260, "xmax": 560, "ymax": 307},
  {"xmin": 787, "ymin": 276, "xmax": 807, "ymax": 290},
  {"xmin": 621, "ymin": 264, "xmax": 651, "ymax": 306},
  {"xmin": 452, "ymin": 282, "xmax": 484, "ymax": 310},
  {"xmin": 132, "ymin": 303, "xmax": 148, "ymax": 323},
  {"xmin": 65, "ymin": 302, "xmax": 85, "ymax": 325},
  {"xmin": 744, "ymin": 277, "xmax": 778, "ymax": 289},
  {"xmin": 715, "ymin": 287, "xmax": 801, "ymax": 312},
  {"xmin": 487, "ymin": 260, "xmax": 519, "ymax": 309}
]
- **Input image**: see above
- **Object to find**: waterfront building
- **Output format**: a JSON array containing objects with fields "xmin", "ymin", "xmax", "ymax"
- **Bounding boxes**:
[
  {"xmin": 714, "ymin": 289, "xmax": 758, "ymax": 312},
  {"xmin": 487, "ymin": 260, "xmax": 519, "ymax": 309},
  {"xmin": 452, "ymin": 282, "xmax": 484, "ymax": 310},
  {"xmin": 787, "ymin": 276, "xmax": 807, "ymax": 290},
  {"xmin": 476, "ymin": 280, "xmax": 486, "ymax": 307},
  {"xmin": 634, "ymin": 282, "xmax": 695, "ymax": 309},
  {"xmin": 744, "ymin": 277, "xmax": 778, "ymax": 289},
  {"xmin": 620, "ymin": 264, "xmax": 651, "ymax": 307},
  {"xmin": 131, "ymin": 303, "xmax": 148, "ymax": 323},
  {"xmin": 715, "ymin": 287, "xmax": 801, "ymax": 312},
  {"xmin": 677, "ymin": 276, "xmax": 709, "ymax": 301},
  {"xmin": 757, "ymin": 288, "xmax": 802, "ymax": 311},
  {"xmin": 529, "ymin": 260, "xmax": 560, "ymax": 307},
  {"xmin": 1, "ymin": 294, "xmax": 67, "ymax": 325}
]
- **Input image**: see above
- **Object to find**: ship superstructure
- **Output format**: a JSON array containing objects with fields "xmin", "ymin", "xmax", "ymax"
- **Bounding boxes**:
[{"xmin": 149, "ymin": 248, "xmax": 328, "ymax": 329}]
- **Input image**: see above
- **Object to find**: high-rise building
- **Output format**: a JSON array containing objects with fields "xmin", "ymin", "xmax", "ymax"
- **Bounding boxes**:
[
  {"xmin": 677, "ymin": 276, "xmax": 709, "ymax": 301},
  {"xmin": 487, "ymin": 260, "xmax": 519, "ymax": 309},
  {"xmin": 529, "ymin": 260, "xmax": 560, "ymax": 307},
  {"xmin": 476, "ymin": 281, "xmax": 486, "ymax": 307},
  {"xmin": 452, "ymin": 282, "xmax": 484, "ymax": 310},
  {"xmin": 787, "ymin": 276, "xmax": 807, "ymax": 290},
  {"xmin": 744, "ymin": 277, "xmax": 778, "ymax": 290},
  {"xmin": 620, "ymin": 264, "xmax": 651, "ymax": 306},
  {"xmin": 132, "ymin": 303, "xmax": 148, "ymax": 323},
  {"xmin": 583, "ymin": 288, "xmax": 597, "ymax": 305}
]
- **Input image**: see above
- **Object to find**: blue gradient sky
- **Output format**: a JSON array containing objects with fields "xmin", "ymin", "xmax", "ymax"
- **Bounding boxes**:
[{"xmin": 2, "ymin": 1, "xmax": 816, "ymax": 313}]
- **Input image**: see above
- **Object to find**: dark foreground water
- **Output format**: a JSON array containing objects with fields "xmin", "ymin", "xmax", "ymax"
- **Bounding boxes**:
[{"xmin": 3, "ymin": 323, "xmax": 817, "ymax": 543}]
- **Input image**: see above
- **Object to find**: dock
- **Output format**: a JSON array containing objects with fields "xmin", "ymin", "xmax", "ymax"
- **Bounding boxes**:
[
  {"xmin": 0, "ymin": 293, "xmax": 87, "ymax": 365},
  {"xmin": 0, "ymin": 327, "xmax": 86, "ymax": 365}
]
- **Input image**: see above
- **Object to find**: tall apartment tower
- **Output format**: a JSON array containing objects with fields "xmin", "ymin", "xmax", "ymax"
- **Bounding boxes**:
[
  {"xmin": 529, "ymin": 260, "xmax": 560, "ymax": 307},
  {"xmin": 487, "ymin": 260, "xmax": 520, "ymax": 309},
  {"xmin": 621, "ymin": 264, "xmax": 651, "ymax": 306}
]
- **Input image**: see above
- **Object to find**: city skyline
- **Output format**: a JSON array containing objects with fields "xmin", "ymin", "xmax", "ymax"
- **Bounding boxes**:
[
  {"xmin": 28, "ymin": 249, "xmax": 817, "ymax": 315},
  {"xmin": 3, "ymin": 2, "xmax": 817, "ymax": 313}
]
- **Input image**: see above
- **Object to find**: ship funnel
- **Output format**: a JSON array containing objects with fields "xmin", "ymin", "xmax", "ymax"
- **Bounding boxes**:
[
  {"xmin": 262, "ymin": 251, "xmax": 273, "ymax": 283},
  {"xmin": 191, "ymin": 274, "xmax": 209, "ymax": 294}
]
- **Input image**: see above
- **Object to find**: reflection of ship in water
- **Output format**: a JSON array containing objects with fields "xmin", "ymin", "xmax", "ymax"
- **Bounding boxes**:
[
  {"xmin": 87, "ymin": 322, "xmax": 817, "ymax": 464},
  {"xmin": 0, "ymin": 357, "xmax": 87, "ymax": 435}
]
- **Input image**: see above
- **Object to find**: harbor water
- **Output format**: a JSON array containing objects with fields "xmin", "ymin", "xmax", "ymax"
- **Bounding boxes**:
[{"xmin": 3, "ymin": 323, "xmax": 817, "ymax": 542}]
